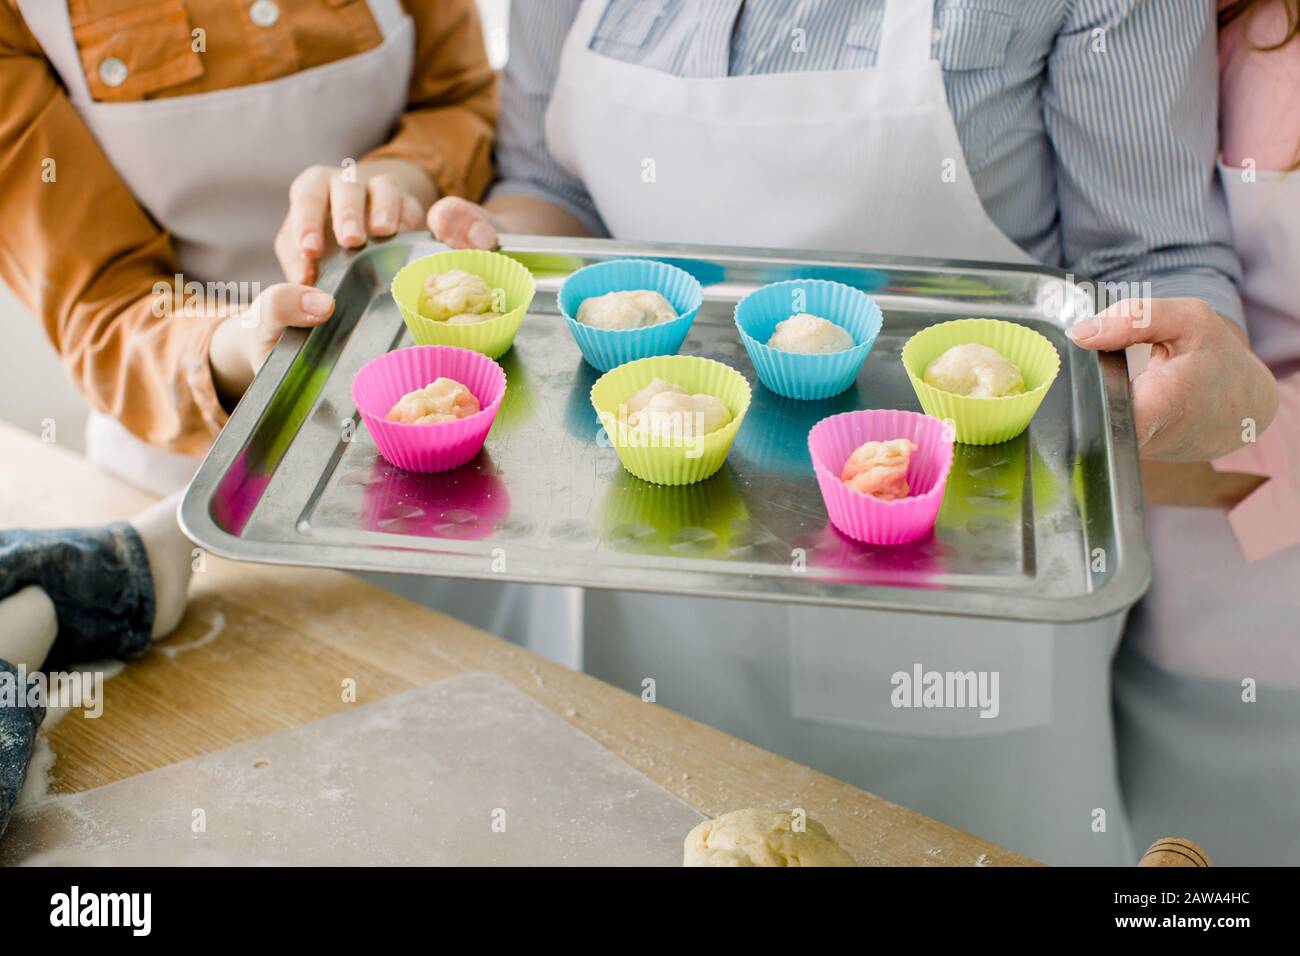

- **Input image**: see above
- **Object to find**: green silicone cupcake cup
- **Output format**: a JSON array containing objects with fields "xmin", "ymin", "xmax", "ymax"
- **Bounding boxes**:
[
  {"xmin": 901, "ymin": 318, "xmax": 1061, "ymax": 445},
  {"xmin": 391, "ymin": 249, "xmax": 537, "ymax": 360},
  {"xmin": 589, "ymin": 355, "xmax": 752, "ymax": 486}
]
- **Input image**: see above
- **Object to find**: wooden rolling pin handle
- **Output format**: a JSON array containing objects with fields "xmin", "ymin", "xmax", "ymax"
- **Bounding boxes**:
[{"xmin": 1138, "ymin": 837, "xmax": 1213, "ymax": 868}]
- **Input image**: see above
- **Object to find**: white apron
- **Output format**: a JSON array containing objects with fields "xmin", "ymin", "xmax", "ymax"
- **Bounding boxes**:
[
  {"xmin": 494, "ymin": 0, "xmax": 1130, "ymax": 864},
  {"xmin": 18, "ymin": 0, "xmax": 415, "ymax": 494},
  {"xmin": 1115, "ymin": 166, "xmax": 1300, "ymax": 865}
]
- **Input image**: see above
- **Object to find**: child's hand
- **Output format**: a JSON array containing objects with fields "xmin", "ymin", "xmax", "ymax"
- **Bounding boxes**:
[
  {"xmin": 276, "ymin": 160, "xmax": 433, "ymax": 285},
  {"xmin": 209, "ymin": 284, "xmax": 334, "ymax": 405}
]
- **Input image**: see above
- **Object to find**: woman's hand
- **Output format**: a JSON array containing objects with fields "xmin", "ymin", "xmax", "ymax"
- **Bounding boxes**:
[
  {"xmin": 209, "ymin": 284, "xmax": 335, "ymax": 405},
  {"xmin": 1067, "ymin": 297, "xmax": 1279, "ymax": 460},
  {"xmin": 276, "ymin": 160, "xmax": 435, "ymax": 284}
]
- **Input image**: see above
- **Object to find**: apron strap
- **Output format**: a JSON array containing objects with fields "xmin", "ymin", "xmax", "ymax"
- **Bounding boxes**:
[
  {"xmin": 877, "ymin": 0, "xmax": 937, "ymax": 69},
  {"xmin": 16, "ymin": 0, "xmax": 93, "ymax": 103}
]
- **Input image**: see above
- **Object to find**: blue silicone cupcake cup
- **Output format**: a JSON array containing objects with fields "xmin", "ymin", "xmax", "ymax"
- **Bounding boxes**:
[
  {"xmin": 734, "ymin": 279, "xmax": 883, "ymax": 400},
  {"xmin": 558, "ymin": 258, "xmax": 704, "ymax": 372}
]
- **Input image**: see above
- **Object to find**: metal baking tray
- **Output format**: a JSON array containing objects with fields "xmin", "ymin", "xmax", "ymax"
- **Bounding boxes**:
[{"xmin": 180, "ymin": 234, "xmax": 1150, "ymax": 622}]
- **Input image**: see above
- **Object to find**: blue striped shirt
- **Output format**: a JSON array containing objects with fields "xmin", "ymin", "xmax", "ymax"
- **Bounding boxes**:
[{"xmin": 491, "ymin": 0, "xmax": 1242, "ymax": 322}]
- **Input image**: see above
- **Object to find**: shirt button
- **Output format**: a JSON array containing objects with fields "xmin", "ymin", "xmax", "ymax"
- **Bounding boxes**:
[
  {"xmin": 249, "ymin": 0, "xmax": 280, "ymax": 28},
  {"xmin": 99, "ymin": 57, "xmax": 128, "ymax": 88}
]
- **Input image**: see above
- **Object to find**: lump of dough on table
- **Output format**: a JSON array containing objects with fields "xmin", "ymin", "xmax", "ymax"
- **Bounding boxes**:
[
  {"xmin": 576, "ymin": 290, "xmax": 677, "ymax": 330},
  {"xmin": 385, "ymin": 377, "xmax": 481, "ymax": 425},
  {"xmin": 766, "ymin": 313, "xmax": 856, "ymax": 354},
  {"xmin": 420, "ymin": 269, "xmax": 494, "ymax": 322},
  {"xmin": 923, "ymin": 342, "xmax": 1024, "ymax": 398},
  {"xmin": 625, "ymin": 384, "xmax": 731, "ymax": 439},
  {"xmin": 841, "ymin": 438, "xmax": 917, "ymax": 500},
  {"xmin": 683, "ymin": 808, "xmax": 855, "ymax": 867}
]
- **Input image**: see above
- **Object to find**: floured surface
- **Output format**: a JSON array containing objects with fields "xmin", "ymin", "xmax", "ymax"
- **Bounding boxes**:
[{"xmin": 1, "ymin": 672, "xmax": 703, "ymax": 866}]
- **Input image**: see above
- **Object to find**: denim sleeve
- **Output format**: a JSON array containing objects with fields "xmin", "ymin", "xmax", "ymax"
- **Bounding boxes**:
[
  {"xmin": 0, "ymin": 524, "xmax": 155, "ymax": 669},
  {"xmin": 0, "ymin": 659, "xmax": 43, "ymax": 838}
]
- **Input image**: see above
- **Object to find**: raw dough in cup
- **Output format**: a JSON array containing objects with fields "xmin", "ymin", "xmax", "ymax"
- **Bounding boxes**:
[
  {"xmin": 589, "ymin": 355, "xmax": 751, "ymax": 486},
  {"xmin": 734, "ymin": 279, "xmax": 882, "ymax": 400},
  {"xmin": 902, "ymin": 318, "xmax": 1060, "ymax": 445},
  {"xmin": 352, "ymin": 345, "xmax": 507, "ymax": 473},
  {"xmin": 576, "ymin": 289, "xmax": 678, "ymax": 330},
  {"xmin": 559, "ymin": 258, "xmax": 703, "ymax": 371},
  {"xmin": 808, "ymin": 409, "xmax": 954, "ymax": 545},
  {"xmin": 767, "ymin": 313, "xmax": 857, "ymax": 354},
  {"xmin": 391, "ymin": 249, "xmax": 536, "ymax": 360},
  {"xmin": 923, "ymin": 342, "xmax": 1025, "ymax": 398}
]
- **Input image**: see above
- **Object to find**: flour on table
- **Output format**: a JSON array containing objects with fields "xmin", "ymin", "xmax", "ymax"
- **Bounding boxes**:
[
  {"xmin": 13, "ymin": 659, "xmax": 125, "ymax": 817},
  {"xmin": 155, "ymin": 609, "xmax": 225, "ymax": 659}
]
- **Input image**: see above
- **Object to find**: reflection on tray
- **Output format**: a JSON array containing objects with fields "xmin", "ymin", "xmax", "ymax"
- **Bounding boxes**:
[
  {"xmin": 936, "ymin": 438, "xmax": 1061, "ymax": 539},
  {"xmin": 493, "ymin": 349, "xmax": 537, "ymax": 429},
  {"xmin": 600, "ymin": 468, "xmax": 775, "ymax": 559},
  {"xmin": 801, "ymin": 520, "xmax": 953, "ymax": 588},
  {"xmin": 360, "ymin": 452, "xmax": 510, "ymax": 541},
  {"xmin": 757, "ymin": 264, "xmax": 890, "ymax": 293},
  {"xmin": 939, "ymin": 441, "xmax": 1027, "ymax": 537},
  {"xmin": 562, "ymin": 359, "xmax": 605, "ymax": 443},
  {"xmin": 211, "ymin": 447, "xmax": 271, "ymax": 536},
  {"xmin": 731, "ymin": 384, "xmax": 864, "ymax": 476},
  {"xmin": 499, "ymin": 251, "xmax": 587, "ymax": 279}
]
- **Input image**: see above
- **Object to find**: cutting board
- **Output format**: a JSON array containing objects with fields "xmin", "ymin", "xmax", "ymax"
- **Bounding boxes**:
[{"xmin": 3, "ymin": 672, "xmax": 705, "ymax": 866}]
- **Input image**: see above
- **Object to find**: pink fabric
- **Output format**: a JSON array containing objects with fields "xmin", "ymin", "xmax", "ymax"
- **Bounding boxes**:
[
  {"xmin": 1213, "ymin": 376, "xmax": 1300, "ymax": 560},
  {"xmin": 1219, "ymin": 2, "xmax": 1300, "ymax": 171},
  {"xmin": 1215, "ymin": 1, "xmax": 1300, "ymax": 561}
]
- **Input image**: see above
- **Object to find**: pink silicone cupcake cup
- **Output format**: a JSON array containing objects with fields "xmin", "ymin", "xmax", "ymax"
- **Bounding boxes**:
[
  {"xmin": 807, "ymin": 409, "xmax": 955, "ymax": 546},
  {"xmin": 351, "ymin": 345, "xmax": 507, "ymax": 473}
]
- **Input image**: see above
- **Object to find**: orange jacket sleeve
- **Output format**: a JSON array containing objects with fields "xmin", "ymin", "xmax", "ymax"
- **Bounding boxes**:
[
  {"xmin": 364, "ymin": 0, "xmax": 499, "ymax": 201},
  {"xmin": 0, "ymin": 1, "xmax": 228, "ymax": 456},
  {"xmin": 0, "ymin": 0, "xmax": 498, "ymax": 457}
]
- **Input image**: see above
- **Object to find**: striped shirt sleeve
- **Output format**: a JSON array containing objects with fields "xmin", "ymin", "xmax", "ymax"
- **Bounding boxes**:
[
  {"xmin": 487, "ymin": 0, "xmax": 608, "ymax": 236},
  {"xmin": 1044, "ymin": 0, "xmax": 1244, "ymax": 323}
]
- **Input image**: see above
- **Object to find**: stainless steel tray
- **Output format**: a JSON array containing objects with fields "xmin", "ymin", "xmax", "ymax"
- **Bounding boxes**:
[{"xmin": 180, "ymin": 234, "xmax": 1150, "ymax": 623}]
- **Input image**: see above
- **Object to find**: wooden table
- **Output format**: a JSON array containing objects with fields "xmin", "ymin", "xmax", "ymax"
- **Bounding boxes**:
[{"xmin": 0, "ymin": 421, "xmax": 1033, "ymax": 866}]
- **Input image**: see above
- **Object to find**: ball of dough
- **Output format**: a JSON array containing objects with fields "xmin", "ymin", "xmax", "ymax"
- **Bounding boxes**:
[
  {"xmin": 841, "ymin": 438, "xmax": 918, "ymax": 500},
  {"xmin": 624, "ymin": 377, "xmax": 686, "ymax": 414},
  {"xmin": 445, "ymin": 311, "xmax": 502, "ymax": 325},
  {"xmin": 923, "ymin": 343, "xmax": 1024, "ymax": 398},
  {"xmin": 683, "ymin": 808, "xmax": 855, "ymax": 867},
  {"xmin": 576, "ymin": 290, "xmax": 677, "ymax": 330},
  {"xmin": 385, "ymin": 377, "xmax": 481, "ymax": 425},
  {"xmin": 420, "ymin": 269, "xmax": 494, "ymax": 322},
  {"xmin": 635, "ymin": 391, "xmax": 732, "ymax": 439},
  {"xmin": 622, "ymin": 380, "xmax": 731, "ymax": 440},
  {"xmin": 766, "ymin": 313, "xmax": 856, "ymax": 354}
]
